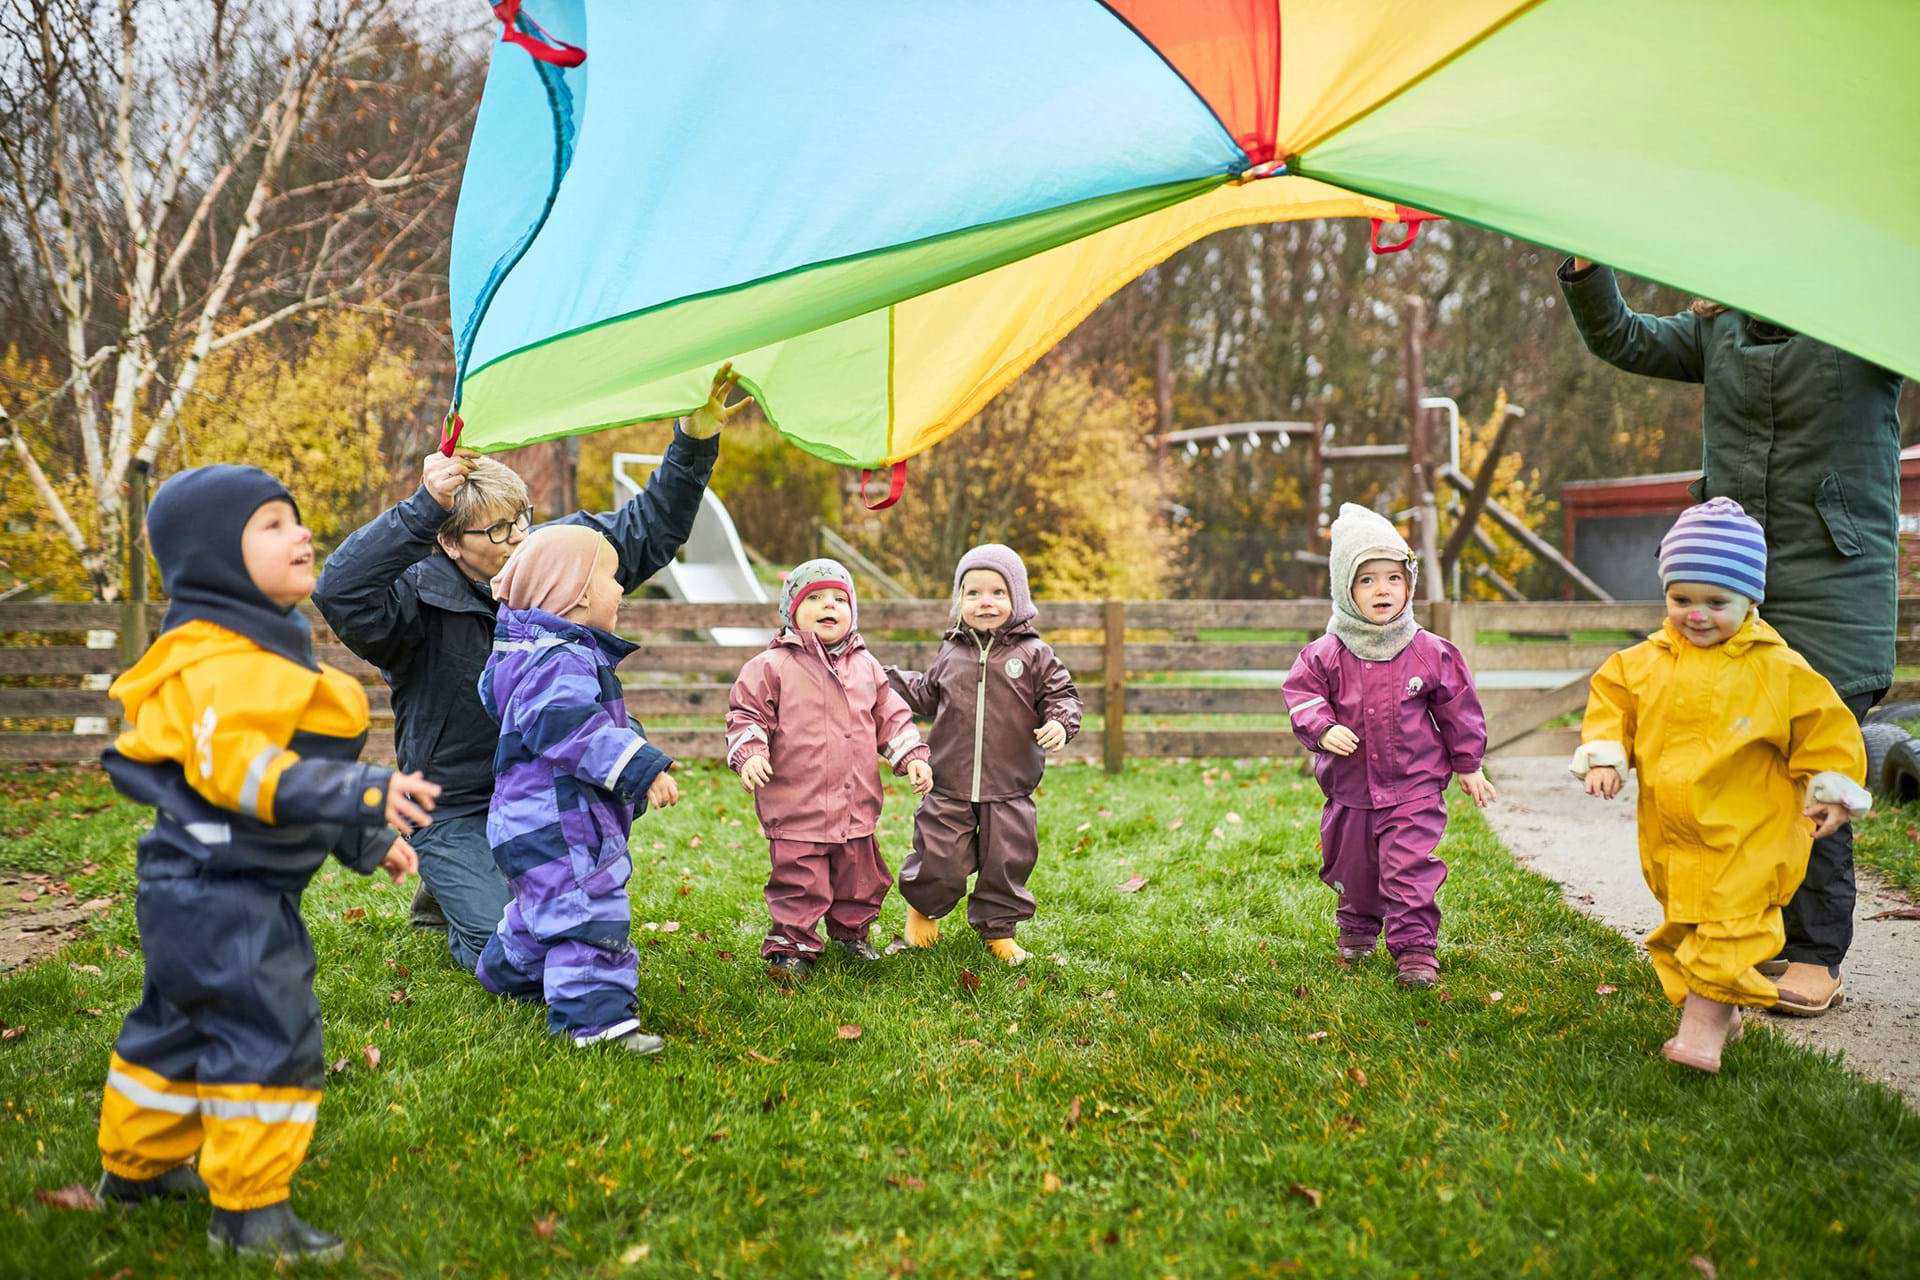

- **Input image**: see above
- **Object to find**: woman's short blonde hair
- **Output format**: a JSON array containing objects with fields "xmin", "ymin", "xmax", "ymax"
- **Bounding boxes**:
[{"xmin": 440, "ymin": 457, "xmax": 531, "ymax": 541}]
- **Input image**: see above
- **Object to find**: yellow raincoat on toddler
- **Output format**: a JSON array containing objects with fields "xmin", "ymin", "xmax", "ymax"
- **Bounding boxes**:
[{"xmin": 1571, "ymin": 613, "xmax": 1869, "ymax": 1007}]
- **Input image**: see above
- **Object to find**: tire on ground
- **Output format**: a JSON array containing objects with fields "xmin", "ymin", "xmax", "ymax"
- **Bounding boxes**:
[
  {"xmin": 1864, "ymin": 721, "xmax": 1911, "ymax": 798},
  {"xmin": 1863, "ymin": 699, "xmax": 1920, "ymax": 728},
  {"xmin": 1879, "ymin": 735, "xmax": 1920, "ymax": 805}
]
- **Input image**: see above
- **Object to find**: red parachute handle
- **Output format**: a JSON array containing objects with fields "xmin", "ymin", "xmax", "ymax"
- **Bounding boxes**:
[
  {"xmin": 1370, "ymin": 206, "xmax": 1444, "ymax": 255},
  {"xmin": 493, "ymin": 0, "xmax": 586, "ymax": 67},
  {"xmin": 439, "ymin": 413, "xmax": 464, "ymax": 457},
  {"xmin": 860, "ymin": 462, "xmax": 908, "ymax": 511}
]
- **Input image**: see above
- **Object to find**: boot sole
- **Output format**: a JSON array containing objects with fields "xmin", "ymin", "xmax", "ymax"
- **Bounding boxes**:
[
  {"xmin": 208, "ymin": 1233, "xmax": 345, "ymax": 1263},
  {"xmin": 1660, "ymin": 1039, "xmax": 1722, "ymax": 1074},
  {"xmin": 1769, "ymin": 990, "xmax": 1846, "ymax": 1017}
]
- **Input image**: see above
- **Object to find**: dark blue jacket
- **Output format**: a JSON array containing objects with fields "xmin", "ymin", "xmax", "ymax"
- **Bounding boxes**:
[{"xmin": 313, "ymin": 429, "xmax": 717, "ymax": 817}]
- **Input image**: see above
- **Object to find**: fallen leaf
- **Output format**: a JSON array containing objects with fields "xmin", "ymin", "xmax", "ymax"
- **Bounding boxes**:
[
  {"xmin": 385, "ymin": 958, "xmax": 412, "ymax": 978},
  {"xmin": 661, "ymin": 921, "xmax": 682, "ymax": 933},
  {"xmin": 716, "ymin": 950, "xmax": 735, "ymax": 961},
  {"xmin": 532, "ymin": 1212, "xmax": 558, "ymax": 1241},
  {"xmin": 620, "ymin": 1243, "xmax": 652, "ymax": 1264},
  {"xmin": 35, "ymin": 1184, "xmax": 99, "ymax": 1211},
  {"xmin": 1288, "ymin": 1182, "xmax": 1323, "ymax": 1209},
  {"xmin": 1115, "ymin": 874, "xmax": 1148, "ymax": 894},
  {"xmin": 1292, "ymin": 985, "xmax": 1309, "ymax": 998},
  {"xmin": 79, "ymin": 1007, "xmax": 102, "ymax": 1018},
  {"xmin": 1167, "ymin": 818, "xmax": 1184, "ymax": 831},
  {"xmin": 388, "ymin": 988, "xmax": 410, "ymax": 1005},
  {"xmin": 1689, "ymin": 1257, "xmax": 1717, "ymax": 1280},
  {"xmin": 1, "ymin": 1025, "xmax": 25, "ymax": 1041},
  {"xmin": 1075, "ymin": 821, "xmax": 1091, "ymax": 833},
  {"xmin": 1041, "ymin": 1171, "xmax": 1062, "ymax": 1194},
  {"xmin": 81, "ymin": 897, "xmax": 112, "ymax": 911},
  {"xmin": 17, "ymin": 889, "xmax": 37, "ymax": 903},
  {"xmin": 1487, "ymin": 990, "xmax": 1504, "ymax": 1004},
  {"xmin": 1225, "ymin": 812, "xmax": 1243, "ymax": 824},
  {"xmin": 1307, "ymin": 1031, "xmax": 1329, "ymax": 1042},
  {"xmin": 1065, "ymin": 1096, "xmax": 1082, "ymax": 1130},
  {"xmin": 959, "ymin": 969, "xmax": 982, "ymax": 994},
  {"xmin": 746, "ymin": 1049, "xmax": 778, "ymax": 1065},
  {"xmin": 1014, "ymin": 974, "xmax": 1028, "ymax": 991},
  {"xmin": 1595, "ymin": 984, "xmax": 1618, "ymax": 996},
  {"xmin": 688, "ymin": 835, "xmax": 703, "ymax": 848},
  {"xmin": 1866, "ymin": 906, "xmax": 1920, "ymax": 921},
  {"xmin": 329, "ymin": 1056, "xmax": 350, "ymax": 1074},
  {"xmin": 341, "ymin": 906, "xmax": 366, "ymax": 921},
  {"xmin": 361, "ymin": 1044, "xmax": 381, "ymax": 1070},
  {"xmin": 68, "ymin": 963, "xmax": 101, "ymax": 976},
  {"xmin": 837, "ymin": 1024, "xmax": 863, "ymax": 1040},
  {"xmin": 707, "ymin": 1128, "xmax": 729, "ymax": 1143},
  {"xmin": 887, "ymin": 1174, "xmax": 927, "ymax": 1191},
  {"xmin": 1347, "ymin": 1067, "xmax": 1369, "ymax": 1088}
]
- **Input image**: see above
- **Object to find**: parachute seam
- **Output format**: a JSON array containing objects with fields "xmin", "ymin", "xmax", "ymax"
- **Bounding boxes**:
[{"xmin": 1090, "ymin": 1, "xmax": 1249, "ymax": 169}]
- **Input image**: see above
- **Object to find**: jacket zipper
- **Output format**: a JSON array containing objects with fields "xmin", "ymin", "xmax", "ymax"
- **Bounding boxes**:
[{"xmin": 971, "ymin": 632, "xmax": 994, "ymax": 802}]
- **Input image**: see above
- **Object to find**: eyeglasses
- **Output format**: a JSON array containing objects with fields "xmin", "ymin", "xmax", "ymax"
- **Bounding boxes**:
[{"xmin": 460, "ymin": 507, "xmax": 533, "ymax": 544}]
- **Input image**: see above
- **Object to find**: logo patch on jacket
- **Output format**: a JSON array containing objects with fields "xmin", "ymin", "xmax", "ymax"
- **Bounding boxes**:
[
  {"xmin": 1005, "ymin": 658, "xmax": 1025, "ymax": 679},
  {"xmin": 1405, "ymin": 676, "xmax": 1424, "ymax": 698}
]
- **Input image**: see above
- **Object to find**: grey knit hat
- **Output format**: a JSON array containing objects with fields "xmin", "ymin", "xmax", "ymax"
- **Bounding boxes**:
[
  {"xmin": 952, "ymin": 543, "xmax": 1036, "ymax": 628},
  {"xmin": 1328, "ymin": 503, "xmax": 1416, "ymax": 621},
  {"xmin": 779, "ymin": 558, "xmax": 857, "ymax": 631}
]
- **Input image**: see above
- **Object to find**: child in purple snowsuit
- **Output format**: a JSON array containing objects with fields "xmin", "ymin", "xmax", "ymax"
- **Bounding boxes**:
[
  {"xmin": 475, "ymin": 527, "xmax": 679, "ymax": 1051},
  {"xmin": 886, "ymin": 544, "xmax": 1082, "ymax": 966},
  {"xmin": 726, "ymin": 559, "xmax": 933, "ymax": 981},
  {"xmin": 1283, "ymin": 504, "xmax": 1496, "ymax": 987}
]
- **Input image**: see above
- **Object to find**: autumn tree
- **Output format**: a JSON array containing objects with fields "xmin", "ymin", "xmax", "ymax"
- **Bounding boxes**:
[{"xmin": 0, "ymin": 0, "xmax": 468, "ymax": 598}]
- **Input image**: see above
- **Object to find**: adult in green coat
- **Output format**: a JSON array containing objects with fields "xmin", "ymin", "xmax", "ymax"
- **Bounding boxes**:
[{"xmin": 1559, "ymin": 257, "xmax": 1906, "ymax": 1017}]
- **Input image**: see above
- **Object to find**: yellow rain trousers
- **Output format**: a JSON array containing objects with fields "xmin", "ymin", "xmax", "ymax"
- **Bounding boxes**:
[{"xmin": 1574, "ymin": 615, "xmax": 1868, "ymax": 1007}]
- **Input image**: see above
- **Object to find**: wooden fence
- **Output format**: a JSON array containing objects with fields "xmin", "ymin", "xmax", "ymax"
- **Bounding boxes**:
[{"xmin": 6, "ymin": 598, "xmax": 1919, "ymax": 769}]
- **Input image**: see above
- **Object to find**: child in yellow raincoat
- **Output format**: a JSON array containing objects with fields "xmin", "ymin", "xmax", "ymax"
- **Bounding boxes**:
[{"xmin": 1570, "ymin": 499, "xmax": 1869, "ymax": 1073}]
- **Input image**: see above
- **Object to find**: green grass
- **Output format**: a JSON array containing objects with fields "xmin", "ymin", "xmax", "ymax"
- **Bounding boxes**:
[
  {"xmin": 1, "ymin": 761, "xmax": 1916, "ymax": 1277},
  {"xmin": 1854, "ymin": 802, "xmax": 1920, "ymax": 897}
]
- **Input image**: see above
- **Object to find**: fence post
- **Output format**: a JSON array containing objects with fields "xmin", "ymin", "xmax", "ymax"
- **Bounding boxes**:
[
  {"xmin": 1102, "ymin": 599, "xmax": 1125, "ymax": 774},
  {"xmin": 1428, "ymin": 599, "xmax": 1479, "ymax": 682},
  {"xmin": 120, "ymin": 460, "xmax": 151, "ymax": 670}
]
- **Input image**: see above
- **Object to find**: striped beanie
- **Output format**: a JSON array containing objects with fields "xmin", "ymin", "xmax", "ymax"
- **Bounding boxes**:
[{"xmin": 1658, "ymin": 498, "xmax": 1766, "ymax": 602}]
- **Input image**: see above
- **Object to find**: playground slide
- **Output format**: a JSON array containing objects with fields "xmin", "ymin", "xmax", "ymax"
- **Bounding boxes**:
[{"xmin": 612, "ymin": 452, "xmax": 773, "ymax": 647}]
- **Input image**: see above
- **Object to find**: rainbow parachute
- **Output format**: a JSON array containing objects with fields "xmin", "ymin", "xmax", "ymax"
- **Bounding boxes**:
[{"xmin": 449, "ymin": 1, "xmax": 1918, "ymax": 476}]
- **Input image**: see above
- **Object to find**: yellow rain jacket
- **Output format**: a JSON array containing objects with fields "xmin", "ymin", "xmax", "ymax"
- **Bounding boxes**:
[
  {"xmin": 1572, "ymin": 614, "xmax": 1869, "ymax": 1005},
  {"xmin": 104, "ymin": 619, "xmax": 394, "ymax": 883}
]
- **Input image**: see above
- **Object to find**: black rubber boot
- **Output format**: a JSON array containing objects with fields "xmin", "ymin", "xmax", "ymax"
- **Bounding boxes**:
[
  {"xmin": 409, "ymin": 882, "xmax": 448, "ymax": 930},
  {"xmin": 834, "ymin": 936, "xmax": 881, "ymax": 962},
  {"xmin": 766, "ymin": 953, "xmax": 814, "ymax": 982},
  {"xmin": 207, "ymin": 1202, "xmax": 345, "ymax": 1262},
  {"xmin": 96, "ymin": 1164, "xmax": 207, "ymax": 1205}
]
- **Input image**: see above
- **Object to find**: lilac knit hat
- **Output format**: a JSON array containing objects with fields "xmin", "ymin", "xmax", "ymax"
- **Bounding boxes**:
[
  {"xmin": 953, "ymin": 544, "xmax": 1035, "ymax": 627},
  {"xmin": 1659, "ymin": 498, "xmax": 1767, "ymax": 602}
]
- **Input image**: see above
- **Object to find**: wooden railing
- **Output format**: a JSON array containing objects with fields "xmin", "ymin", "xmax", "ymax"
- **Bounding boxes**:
[{"xmin": 6, "ymin": 598, "xmax": 1918, "ymax": 769}]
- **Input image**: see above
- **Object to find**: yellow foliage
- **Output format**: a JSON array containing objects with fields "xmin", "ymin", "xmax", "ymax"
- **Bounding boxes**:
[
  {"xmin": 864, "ymin": 359, "xmax": 1183, "ymax": 600},
  {"xmin": 174, "ymin": 314, "xmax": 419, "ymax": 553},
  {"xmin": 0, "ymin": 346, "xmax": 99, "ymax": 600}
]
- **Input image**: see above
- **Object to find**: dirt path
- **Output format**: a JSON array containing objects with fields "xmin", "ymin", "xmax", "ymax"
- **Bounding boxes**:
[{"xmin": 1483, "ymin": 755, "xmax": 1920, "ymax": 1105}]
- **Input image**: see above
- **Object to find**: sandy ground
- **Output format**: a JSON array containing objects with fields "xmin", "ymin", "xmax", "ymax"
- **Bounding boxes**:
[{"xmin": 1483, "ymin": 755, "xmax": 1920, "ymax": 1106}]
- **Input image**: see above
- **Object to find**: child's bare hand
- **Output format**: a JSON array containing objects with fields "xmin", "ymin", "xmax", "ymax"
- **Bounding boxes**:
[
  {"xmin": 906, "ymin": 759, "xmax": 933, "ymax": 795},
  {"xmin": 646, "ymin": 771, "xmax": 680, "ymax": 810},
  {"xmin": 1584, "ymin": 766, "xmax": 1622, "ymax": 800},
  {"xmin": 738, "ymin": 754, "xmax": 772, "ymax": 791},
  {"xmin": 683, "ymin": 363, "xmax": 752, "ymax": 439},
  {"xmin": 1320, "ymin": 724, "xmax": 1359, "ymax": 756},
  {"xmin": 385, "ymin": 770, "xmax": 440, "ymax": 834},
  {"xmin": 1458, "ymin": 769, "xmax": 1498, "ymax": 808},
  {"xmin": 380, "ymin": 837, "xmax": 417, "ymax": 885},
  {"xmin": 1804, "ymin": 800, "xmax": 1848, "ymax": 840},
  {"xmin": 1034, "ymin": 720, "xmax": 1067, "ymax": 752},
  {"xmin": 421, "ymin": 449, "xmax": 475, "ymax": 508}
]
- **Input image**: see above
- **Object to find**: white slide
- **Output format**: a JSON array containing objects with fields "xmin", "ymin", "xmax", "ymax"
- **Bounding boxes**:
[{"xmin": 612, "ymin": 452, "xmax": 773, "ymax": 647}]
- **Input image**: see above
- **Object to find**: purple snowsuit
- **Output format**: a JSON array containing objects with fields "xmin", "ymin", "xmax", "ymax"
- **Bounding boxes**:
[
  {"xmin": 475, "ymin": 607, "xmax": 673, "ymax": 1043},
  {"xmin": 1282, "ymin": 630, "xmax": 1487, "ymax": 956}
]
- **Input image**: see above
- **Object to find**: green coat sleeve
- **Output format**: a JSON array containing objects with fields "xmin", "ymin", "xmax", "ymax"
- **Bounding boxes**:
[{"xmin": 1558, "ymin": 259, "xmax": 1706, "ymax": 384}]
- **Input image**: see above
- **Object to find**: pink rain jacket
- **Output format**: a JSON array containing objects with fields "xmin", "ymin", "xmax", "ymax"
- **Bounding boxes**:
[
  {"xmin": 1283, "ymin": 630, "xmax": 1487, "ymax": 810},
  {"xmin": 726, "ymin": 628, "xmax": 929, "ymax": 842}
]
